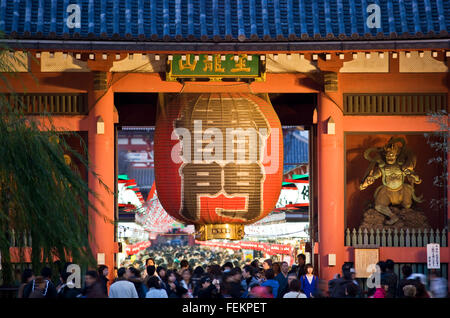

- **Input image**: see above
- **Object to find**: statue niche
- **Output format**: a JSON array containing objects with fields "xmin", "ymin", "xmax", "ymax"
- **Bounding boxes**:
[{"xmin": 359, "ymin": 137, "xmax": 430, "ymax": 229}]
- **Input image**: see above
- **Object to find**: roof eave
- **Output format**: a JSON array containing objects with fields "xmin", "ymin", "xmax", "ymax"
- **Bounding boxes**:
[{"xmin": 1, "ymin": 38, "xmax": 449, "ymax": 52}]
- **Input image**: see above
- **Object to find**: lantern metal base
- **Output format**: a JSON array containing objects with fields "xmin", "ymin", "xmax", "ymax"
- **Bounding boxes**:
[{"xmin": 195, "ymin": 224, "xmax": 245, "ymax": 241}]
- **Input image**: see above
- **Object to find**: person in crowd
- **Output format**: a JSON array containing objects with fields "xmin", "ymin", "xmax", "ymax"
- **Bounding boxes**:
[
  {"xmin": 296, "ymin": 254, "xmax": 306, "ymax": 278},
  {"xmin": 191, "ymin": 265, "xmax": 205, "ymax": 296},
  {"xmin": 156, "ymin": 266, "xmax": 167, "ymax": 290},
  {"xmin": 179, "ymin": 268, "xmax": 194, "ymax": 298},
  {"xmin": 245, "ymin": 282, "xmax": 261, "ymax": 298},
  {"xmin": 142, "ymin": 258, "xmax": 155, "ymax": 279},
  {"xmin": 176, "ymin": 286, "xmax": 191, "ymax": 298},
  {"xmin": 403, "ymin": 285, "xmax": 417, "ymax": 298},
  {"xmin": 221, "ymin": 268, "xmax": 243, "ymax": 298},
  {"xmin": 328, "ymin": 263, "xmax": 355, "ymax": 298},
  {"xmin": 28, "ymin": 276, "xmax": 51, "ymax": 298},
  {"xmin": 262, "ymin": 259, "xmax": 272, "ymax": 271},
  {"xmin": 56, "ymin": 271, "xmax": 82, "ymax": 299},
  {"xmin": 127, "ymin": 266, "xmax": 145, "ymax": 298},
  {"xmin": 23, "ymin": 266, "xmax": 57, "ymax": 299},
  {"xmin": 384, "ymin": 259, "xmax": 398, "ymax": 298},
  {"xmin": 376, "ymin": 261, "xmax": 387, "ymax": 291},
  {"xmin": 397, "ymin": 265, "xmax": 417, "ymax": 298},
  {"xmin": 348, "ymin": 268, "xmax": 363, "ymax": 298},
  {"xmin": 272, "ymin": 262, "xmax": 281, "ymax": 277},
  {"xmin": 283, "ymin": 279, "xmax": 307, "ymax": 298},
  {"xmin": 241, "ymin": 265, "xmax": 259, "ymax": 298},
  {"xmin": 249, "ymin": 285, "xmax": 273, "ymax": 298},
  {"xmin": 145, "ymin": 258, "xmax": 155, "ymax": 267},
  {"xmin": 145, "ymin": 276, "xmax": 168, "ymax": 298},
  {"xmin": 197, "ymin": 275, "xmax": 221, "ymax": 298},
  {"xmin": 109, "ymin": 267, "xmax": 138, "ymax": 298},
  {"xmin": 164, "ymin": 270, "xmax": 179, "ymax": 298},
  {"xmin": 256, "ymin": 267, "xmax": 266, "ymax": 281},
  {"xmin": 209, "ymin": 264, "xmax": 223, "ymax": 281},
  {"xmin": 261, "ymin": 268, "xmax": 279, "ymax": 298},
  {"xmin": 311, "ymin": 279, "xmax": 329, "ymax": 298},
  {"xmin": 275, "ymin": 261, "xmax": 289, "ymax": 298},
  {"xmin": 97, "ymin": 265, "xmax": 109, "ymax": 296},
  {"xmin": 370, "ymin": 278, "xmax": 389, "ymax": 298},
  {"xmin": 80, "ymin": 270, "xmax": 107, "ymax": 298},
  {"xmin": 414, "ymin": 279, "xmax": 431, "ymax": 298},
  {"xmin": 345, "ymin": 282, "xmax": 360, "ymax": 298},
  {"xmin": 287, "ymin": 271, "xmax": 298, "ymax": 287},
  {"xmin": 142, "ymin": 265, "xmax": 156, "ymax": 294},
  {"xmin": 250, "ymin": 259, "xmax": 260, "ymax": 270},
  {"xmin": 179, "ymin": 260, "xmax": 190, "ymax": 272},
  {"xmin": 17, "ymin": 269, "xmax": 34, "ymax": 298},
  {"xmin": 222, "ymin": 261, "xmax": 233, "ymax": 273},
  {"xmin": 429, "ymin": 270, "xmax": 448, "ymax": 298},
  {"xmin": 299, "ymin": 264, "xmax": 318, "ymax": 298}
]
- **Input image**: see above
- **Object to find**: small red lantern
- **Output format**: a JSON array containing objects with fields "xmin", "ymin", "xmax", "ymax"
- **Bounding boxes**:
[{"xmin": 154, "ymin": 93, "xmax": 283, "ymax": 240}]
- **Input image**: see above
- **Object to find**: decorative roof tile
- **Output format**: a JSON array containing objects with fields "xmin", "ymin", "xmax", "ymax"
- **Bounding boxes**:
[{"xmin": 0, "ymin": 0, "xmax": 448, "ymax": 42}]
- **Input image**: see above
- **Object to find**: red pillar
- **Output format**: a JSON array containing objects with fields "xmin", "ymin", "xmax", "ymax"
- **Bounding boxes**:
[
  {"xmin": 317, "ymin": 91, "xmax": 345, "ymax": 281},
  {"xmin": 88, "ymin": 73, "xmax": 115, "ymax": 283}
]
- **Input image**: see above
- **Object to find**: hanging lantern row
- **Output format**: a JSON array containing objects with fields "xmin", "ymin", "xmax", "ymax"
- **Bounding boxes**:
[
  {"xmin": 195, "ymin": 240, "xmax": 294, "ymax": 256},
  {"xmin": 125, "ymin": 241, "xmax": 151, "ymax": 256},
  {"xmin": 135, "ymin": 181, "xmax": 184, "ymax": 233}
]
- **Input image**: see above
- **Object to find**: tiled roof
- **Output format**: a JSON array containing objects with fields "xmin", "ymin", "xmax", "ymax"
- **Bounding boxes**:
[
  {"xmin": 0, "ymin": 0, "xmax": 449, "ymax": 42},
  {"xmin": 283, "ymin": 129, "xmax": 308, "ymax": 166}
]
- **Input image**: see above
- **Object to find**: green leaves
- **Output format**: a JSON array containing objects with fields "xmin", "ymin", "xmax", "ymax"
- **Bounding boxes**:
[{"xmin": 0, "ymin": 46, "xmax": 110, "ymax": 285}]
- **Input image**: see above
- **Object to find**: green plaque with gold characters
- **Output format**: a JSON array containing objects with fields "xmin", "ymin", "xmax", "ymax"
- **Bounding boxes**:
[{"xmin": 166, "ymin": 53, "xmax": 265, "ymax": 82}]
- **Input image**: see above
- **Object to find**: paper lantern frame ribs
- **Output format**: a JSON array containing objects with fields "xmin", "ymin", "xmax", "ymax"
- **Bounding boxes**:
[{"xmin": 155, "ymin": 93, "xmax": 283, "ymax": 240}]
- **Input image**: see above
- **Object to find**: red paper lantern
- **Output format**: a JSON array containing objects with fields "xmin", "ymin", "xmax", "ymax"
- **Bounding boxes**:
[{"xmin": 155, "ymin": 93, "xmax": 283, "ymax": 240}]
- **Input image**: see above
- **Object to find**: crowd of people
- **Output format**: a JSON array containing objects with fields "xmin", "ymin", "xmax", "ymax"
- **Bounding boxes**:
[
  {"xmin": 14, "ymin": 245, "xmax": 448, "ymax": 299},
  {"xmin": 120, "ymin": 245, "xmax": 246, "ymax": 272}
]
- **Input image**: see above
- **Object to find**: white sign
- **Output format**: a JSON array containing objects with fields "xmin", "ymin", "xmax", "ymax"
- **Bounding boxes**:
[
  {"xmin": 276, "ymin": 183, "xmax": 309, "ymax": 208},
  {"xmin": 97, "ymin": 253, "xmax": 105, "ymax": 265},
  {"xmin": 118, "ymin": 183, "xmax": 142, "ymax": 208},
  {"xmin": 427, "ymin": 243, "xmax": 440, "ymax": 269}
]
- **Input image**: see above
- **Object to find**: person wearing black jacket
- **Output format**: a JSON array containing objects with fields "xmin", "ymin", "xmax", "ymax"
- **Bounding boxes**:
[
  {"xmin": 79, "ymin": 270, "xmax": 107, "ymax": 298},
  {"xmin": 97, "ymin": 265, "xmax": 109, "ymax": 296},
  {"xmin": 397, "ymin": 265, "xmax": 419, "ymax": 298},
  {"xmin": 165, "ymin": 270, "xmax": 180, "ymax": 298},
  {"xmin": 296, "ymin": 254, "xmax": 306, "ymax": 279},
  {"xmin": 222, "ymin": 268, "xmax": 244, "ymax": 298},
  {"xmin": 275, "ymin": 261, "xmax": 289, "ymax": 298},
  {"xmin": 57, "ymin": 272, "xmax": 81, "ymax": 299},
  {"xmin": 191, "ymin": 266, "xmax": 205, "ymax": 297},
  {"xmin": 384, "ymin": 259, "xmax": 398, "ymax": 298},
  {"xmin": 197, "ymin": 276, "xmax": 221, "ymax": 298},
  {"xmin": 23, "ymin": 267, "xmax": 57, "ymax": 299},
  {"xmin": 127, "ymin": 267, "xmax": 146, "ymax": 298},
  {"xmin": 328, "ymin": 264, "xmax": 358, "ymax": 298}
]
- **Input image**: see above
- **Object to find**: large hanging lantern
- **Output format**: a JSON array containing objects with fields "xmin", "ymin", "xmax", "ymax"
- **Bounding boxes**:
[{"xmin": 154, "ymin": 93, "xmax": 283, "ymax": 240}]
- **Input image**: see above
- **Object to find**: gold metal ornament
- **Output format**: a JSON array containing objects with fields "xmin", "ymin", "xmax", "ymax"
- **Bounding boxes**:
[{"xmin": 195, "ymin": 224, "xmax": 245, "ymax": 241}]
